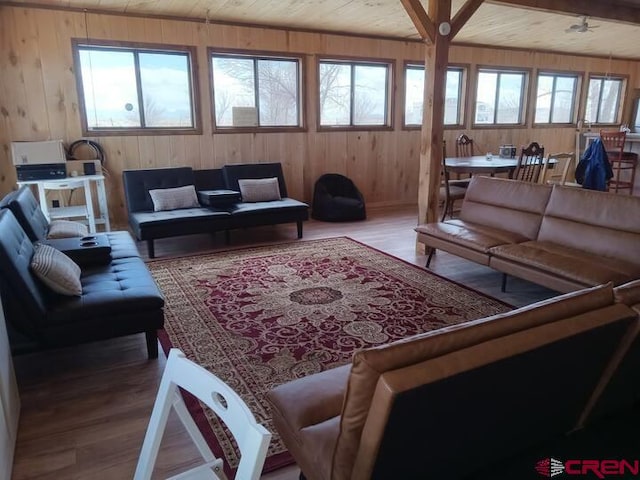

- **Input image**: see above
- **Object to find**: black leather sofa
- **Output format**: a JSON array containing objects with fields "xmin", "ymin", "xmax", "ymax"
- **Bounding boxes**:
[
  {"xmin": 0, "ymin": 191, "xmax": 164, "ymax": 358},
  {"xmin": 123, "ymin": 163, "xmax": 309, "ymax": 258},
  {"xmin": 1, "ymin": 186, "xmax": 140, "ymax": 260}
]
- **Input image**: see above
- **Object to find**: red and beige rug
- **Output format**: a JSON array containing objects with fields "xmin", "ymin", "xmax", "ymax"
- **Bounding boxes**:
[{"xmin": 148, "ymin": 237, "xmax": 510, "ymax": 474}]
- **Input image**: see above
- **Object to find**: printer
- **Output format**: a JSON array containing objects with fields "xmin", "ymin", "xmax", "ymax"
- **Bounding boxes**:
[{"xmin": 11, "ymin": 140, "xmax": 67, "ymax": 181}]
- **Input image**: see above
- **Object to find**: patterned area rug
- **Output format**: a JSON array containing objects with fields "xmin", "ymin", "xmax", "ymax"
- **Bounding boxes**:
[{"xmin": 148, "ymin": 237, "xmax": 510, "ymax": 474}]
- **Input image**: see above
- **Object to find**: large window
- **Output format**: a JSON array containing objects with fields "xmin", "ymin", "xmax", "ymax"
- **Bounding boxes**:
[
  {"xmin": 585, "ymin": 76, "xmax": 625, "ymax": 124},
  {"xmin": 534, "ymin": 72, "xmax": 579, "ymax": 124},
  {"xmin": 404, "ymin": 64, "xmax": 465, "ymax": 127},
  {"xmin": 210, "ymin": 50, "xmax": 303, "ymax": 130},
  {"xmin": 319, "ymin": 59, "xmax": 392, "ymax": 128},
  {"xmin": 474, "ymin": 68, "xmax": 528, "ymax": 125},
  {"xmin": 73, "ymin": 40, "xmax": 199, "ymax": 134}
]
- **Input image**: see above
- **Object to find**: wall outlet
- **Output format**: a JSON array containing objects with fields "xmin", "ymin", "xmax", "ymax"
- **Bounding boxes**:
[{"xmin": 52, "ymin": 200, "xmax": 60, "ymax": 208}]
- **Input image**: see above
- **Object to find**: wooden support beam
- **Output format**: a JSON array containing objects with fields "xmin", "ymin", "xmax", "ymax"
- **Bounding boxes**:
[
  {"xmin": 487, "ymin": 0, "xmax": 640, "ymax": 25},
  {"xmin": 400, "ymin": 0, "xmax": 435, "ymax": 43},
  {"xmin": 451, "ymin": 0, "xmax": 484, "ymax": 38},
  {"xmin": 418, "ymin": 0, "xmax": 451, "ymax": 226}
]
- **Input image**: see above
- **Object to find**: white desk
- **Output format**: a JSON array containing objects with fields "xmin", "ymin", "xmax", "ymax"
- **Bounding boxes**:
[{"xmin": 17, "ymin": 174, "xmax": 110, "ymax": 233}]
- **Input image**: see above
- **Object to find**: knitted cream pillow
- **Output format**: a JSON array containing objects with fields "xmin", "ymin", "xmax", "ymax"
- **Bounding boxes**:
[
  {"xmin": 47, "ymin": 220, "xmax": 89, "ymax": 239},
  {"xmin": 149, "ymin": 185, "xmax": 200, "ymax": 212},
  {"xmin": 30, "ymin": 243, "xmax": 82, "ymax": 296},
  {"xmin": 238, "ymin": 177, "xmax": 281, "ymax": 202}
]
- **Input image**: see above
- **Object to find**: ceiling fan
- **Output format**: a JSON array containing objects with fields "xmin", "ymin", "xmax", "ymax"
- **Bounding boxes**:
[{"xmin": 565, "ymin": 16, "xmax": 599, "ymax": 33}]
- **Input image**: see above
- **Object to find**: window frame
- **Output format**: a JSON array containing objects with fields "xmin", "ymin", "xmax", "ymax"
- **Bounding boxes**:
[
  {"xmin": 72, "ymin": 38, "xmax": 201, "ymax": 136},
  {"xmin": 582, "ymin": 74, "xmax": 627, "ymax": 126},
  {"xmin": 472, "ymin": 65, "xmax": 530, "ymax": 128},
  {"xmin": 208, "ymin": 47, "xmax": 306, "ymax": 133},
  {"xmin": 317, "ymin": 56, "xmax": 394, "ymax": 132},
  {"xmin": 401, "ymin": 61, "xmax": 468, "ymax": 130},
  {"xmin": 532, "ymin": 70, "xmax": 582, "ymax": 127}
]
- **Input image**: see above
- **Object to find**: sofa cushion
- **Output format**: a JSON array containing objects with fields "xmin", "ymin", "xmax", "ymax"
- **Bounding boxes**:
[
  {"xmin": 47, "ymin": 219, "xmax": 89, "ymax": 239},
  {"xmin": 538, "ymin": 185, "xmax": 640, "ymax": 265},
  {"xmin": 333, "ymin": 283, "xmax": 615, "ymax": 479},
  {"xmin": 45, "ymin": 257, "xmax": 165, "ymax": 324},
  {"xmin": 123, "ymin": 167, "xmax": 196, "ymax": 213},
  {"xmin": 460, "ymin": 176, "xmax": 552, "ymax": 240},
  {"xmin": 223, "ymin": 163, "xmax": 289, "ymax": 197},
  {"xmin": 238, "ymin": 177, "xmax": 281, "ymax": 202},
  {"xmin": 149, "ymin": 185, "xmax": 199, "ymax": 212},
  {"xmin": 227, "ymin": 198, "xmax": 308, "ymax": 216},
  {"xmin": 30, "ymin": 243, "xmax": 82, "ymax": 296},
  {"xmin": 490, "ymin": 241, "xmax": 640, "ymax": 287},
  {"xmin": 415, "ymin": 219, "xmax": 529, "ymax": 253},
  {"xmin": 614, "ymin": 280, "xmax": 640, "ymax": 307},
  {"xmin": 2, "ymin": 186, "xmax": 50, "ymax": 241}
]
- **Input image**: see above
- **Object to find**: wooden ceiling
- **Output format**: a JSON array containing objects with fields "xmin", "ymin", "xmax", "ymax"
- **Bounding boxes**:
[{"xmin": 4, "ymin": 0, "xmax": 640, "ymax": 59}]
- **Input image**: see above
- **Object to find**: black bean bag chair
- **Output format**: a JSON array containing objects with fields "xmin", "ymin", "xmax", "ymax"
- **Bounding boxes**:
[{"xmin": 312, "ymin": 173, "xmax": 366, "ymax": 222}]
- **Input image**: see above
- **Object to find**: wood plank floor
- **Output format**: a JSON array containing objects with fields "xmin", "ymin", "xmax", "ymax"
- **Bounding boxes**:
[{"xmin": 10, "ymin": 205, "xmax": 556, "ymax": 480}]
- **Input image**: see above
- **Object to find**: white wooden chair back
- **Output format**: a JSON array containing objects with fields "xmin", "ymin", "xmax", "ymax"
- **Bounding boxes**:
[
  {"xmin": 540, "ymin": 152, "xmax": 576, "ymax": 186},
  {"xmin": 134, "ymin": 349, "xmax": 271, "ymax": 480}
]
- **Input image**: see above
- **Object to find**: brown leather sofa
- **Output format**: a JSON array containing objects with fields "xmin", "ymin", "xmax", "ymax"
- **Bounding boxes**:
[
  {"xmin": 415, "ymin": 176, "xmax": 640, "ymax": 292},
  {"xmin": 267, "ymin": 283, "xmax": 640, "ymax": 480}
]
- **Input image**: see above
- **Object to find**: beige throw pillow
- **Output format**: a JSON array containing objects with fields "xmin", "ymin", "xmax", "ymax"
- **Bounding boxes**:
[
  {"xmin": 149, "ymin": 185, "xmax": 200, "ymax": 212},
  {"xmin": 30, "ymin": 243, "xmax": 82, "ymax": 296},
  {"xmin": 238, "ymin": 177, "xmax": 281, "ymax": 202},
  {"xmin": 47, "ymin": 220, "xmax": 89, "ymax": 239}
]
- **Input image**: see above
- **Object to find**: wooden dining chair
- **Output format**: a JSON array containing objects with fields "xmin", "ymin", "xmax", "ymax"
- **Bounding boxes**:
[
  {"xmin": 599, "ymin": 130, "xmax": 637, "ymax": 194},
  {"xmin": 514, "ymin": 142, "xmax": 545, "ymax": 183},
  {"xmin": 539, "ymin": 152, "xmax": 578, "ymax": 186},
  {"xmin": 440, "ymin": 147, "xmax": 467, "ymax": 221},
  {"xmin": 455, "ymin": 134, "xmax": 474, "ymax": 157}
]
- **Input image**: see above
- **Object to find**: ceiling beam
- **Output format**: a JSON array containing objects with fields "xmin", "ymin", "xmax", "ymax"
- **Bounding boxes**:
[
  {"xmin": 487, "ymin": 0, "xmax": 640, "ymax": 25},
  {"xmin": 450, "ymin": 0, "xmax": 484, "ymax": 38},
  {"xmin": 400, "ymin": 0, "xmax": 435, "ymax": 43}
]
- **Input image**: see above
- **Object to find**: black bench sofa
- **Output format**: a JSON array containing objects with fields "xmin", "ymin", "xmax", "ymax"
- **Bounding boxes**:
[
  {"xmin": 123, "ymin": 162, "xmax": 309, "ymax": 258},
  {"xmin": 0, "ymin": 189, "xmax": 164, "ymax": 358}
]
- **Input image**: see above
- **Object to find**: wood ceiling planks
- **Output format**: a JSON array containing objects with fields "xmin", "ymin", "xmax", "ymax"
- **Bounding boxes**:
[{"xmin": 3, "ymin": 0, "xmax": 640, "ymax": 58}]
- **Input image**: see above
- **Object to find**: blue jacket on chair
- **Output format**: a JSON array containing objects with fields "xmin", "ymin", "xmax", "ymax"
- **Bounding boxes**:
[{"xmin": 575, "ymin": 138, "xmax": 613, "ymax": 191}]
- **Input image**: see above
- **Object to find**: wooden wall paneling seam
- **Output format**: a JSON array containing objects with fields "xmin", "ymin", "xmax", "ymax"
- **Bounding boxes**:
[{"xmin": 20, "ymin": 9, "xmax": 50, "ymax": 140}]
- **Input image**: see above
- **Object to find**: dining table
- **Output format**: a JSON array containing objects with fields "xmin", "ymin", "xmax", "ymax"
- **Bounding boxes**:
[{"xmin": 445, "ymin": 155, "xmax": 519, "ymax": 178}]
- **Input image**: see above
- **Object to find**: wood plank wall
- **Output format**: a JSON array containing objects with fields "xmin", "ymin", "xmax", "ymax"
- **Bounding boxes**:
[{"xmin": 1, "ymin": 5, "xmax": 638, "ymax": 228}]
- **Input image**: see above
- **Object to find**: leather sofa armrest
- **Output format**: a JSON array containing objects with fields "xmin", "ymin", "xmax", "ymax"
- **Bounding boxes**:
[
  {"xmin": 614, "ymin": 279, "xmax": 640, "ymax": 308},
  {"xmin": 268, "ymin": 364, "xmax": 350, "ymax": 432}
]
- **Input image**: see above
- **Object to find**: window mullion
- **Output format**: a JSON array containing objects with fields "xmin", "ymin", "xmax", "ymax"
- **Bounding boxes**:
[
  {"xmin": 596, "ymin": 79, "xmax": 605, "ymax": 124},
  {"xmin": 254, "ymin": 58, "xmax": 261, "ymax": 127},
  {"xmin": 133, "ymin": 51, "xmax": 146, "ymax": 128},
  {"xmin": 549, "ymin": 76, "xmax": 557, "ymax": 123},
  {"xmin": 494, "ymin": 73, "xmax": 501, "ymax": 124},
  {"xmin": 455, "ymin": 70, "xmax": 462, "ymax": 125},
  {"xmin": 350, "ymin": 64, "xmax": 356, "ymax": 126}
]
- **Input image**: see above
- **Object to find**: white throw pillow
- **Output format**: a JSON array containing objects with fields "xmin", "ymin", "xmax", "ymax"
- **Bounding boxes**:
[
  {"xmin": 238, "ymin": 177, "xmax": 281, "ymax": 202},
  {"xmin": 30, "ymin": 243, "xmax": 82, "ymax": 296},
  {"xmin": 47, "ymin": 220, "xmax": 89, "ymax": 239},
  {"xmin": 149, "ymin": 185, "xmax": 200, "ymax": 212}
]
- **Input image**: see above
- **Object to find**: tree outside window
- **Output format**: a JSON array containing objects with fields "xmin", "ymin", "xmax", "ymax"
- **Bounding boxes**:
[
  {"xmin": 534, "ymin": 73, "xmax": 578, "ymax": 124},
  {"xmin": 211, "ymin": 52, "xmax": 302, "ymax": 130},
  {"xmin": 74, "ymin": 41, "xmax": 198, "ymax": 134},
  {"xmin": 475, "ymin": 69, "xmax": 527, "ymax": 125},
  {"xmin": 319, "ymin": 60, "xmax": 391, "ymax": 128},
  {"xmin": 404, "ymin": 65, "xmax": 464, "ymax": 127},
  {"xmin": 585, "ymin": 76, "xmax": 624, "ymax": 124}
]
